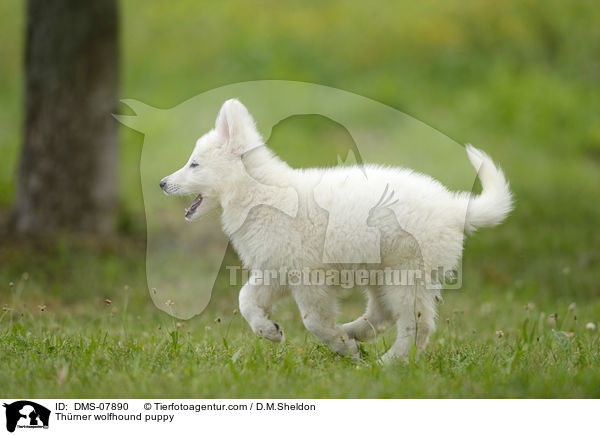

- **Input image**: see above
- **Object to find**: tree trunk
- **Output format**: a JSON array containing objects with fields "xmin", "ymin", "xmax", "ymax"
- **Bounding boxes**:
[{"xmin": 13, "ymin": 0, "xmax": 119, "ymax": 235}]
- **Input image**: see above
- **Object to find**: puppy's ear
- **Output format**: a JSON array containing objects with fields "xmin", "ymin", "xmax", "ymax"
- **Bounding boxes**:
[
  {"xmin": 215, "ymin": 99, "xmax": 235, "ymax": 143},
  {"xmin": 215, "ymin": 99, "xmax": 262, "ymax": 154}
]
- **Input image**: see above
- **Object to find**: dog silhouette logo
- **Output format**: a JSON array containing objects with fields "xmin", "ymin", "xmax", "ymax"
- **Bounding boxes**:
[
  {"xmin": 3, "ymin": 401, "xmax": 50, "ymax": 432},
  {"xmin": 115, "ymin": 81, "xmax": 474, "ymax": 319}
]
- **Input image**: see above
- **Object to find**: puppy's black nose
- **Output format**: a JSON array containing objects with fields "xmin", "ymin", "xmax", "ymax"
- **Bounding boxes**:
[{"xmin": 159, "ymin": 179, "xmax": 166, "ymax": 189}]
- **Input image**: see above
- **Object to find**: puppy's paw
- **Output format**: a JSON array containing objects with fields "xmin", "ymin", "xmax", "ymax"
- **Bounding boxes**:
[
  {"xmin": 377, "ymin": 351, "xmax": 408, "ymax": 365},
  {"xmin": 346, "ymin": 338, "xmax": 361, "ymax": 360},
  {"xmin": 331, "ymin": 334, "xmax": 361, "ymax": 359},
  {"xmin": 342, "ymin": 320, "xmax": 372, "ymax": 342},
  {"xmin": 254, "ymin": 320, "xmax": 285, "ymax": 343},
  {"xmin": 341, "ymin": 322, "xmax": 358, "ymax": 339}
]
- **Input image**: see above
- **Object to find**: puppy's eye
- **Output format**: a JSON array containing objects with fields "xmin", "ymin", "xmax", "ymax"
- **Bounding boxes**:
[{"xmin": 190, "ymin": 162, "xmax": 199, "ymax": 168}]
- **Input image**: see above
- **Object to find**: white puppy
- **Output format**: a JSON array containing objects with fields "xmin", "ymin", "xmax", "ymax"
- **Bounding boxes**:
[{"xmin": 160, "ymin": 99, "xmax": 513, "ymax": 362}]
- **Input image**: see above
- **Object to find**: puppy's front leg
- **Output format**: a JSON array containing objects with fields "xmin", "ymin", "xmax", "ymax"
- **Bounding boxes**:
[
  {"xmin": 292, "ymin": 286, "xmax": 360, "ymax": 359},
  {"xmin": 239, "ymin": 282, "xmax": 285, "ymax": 342}
]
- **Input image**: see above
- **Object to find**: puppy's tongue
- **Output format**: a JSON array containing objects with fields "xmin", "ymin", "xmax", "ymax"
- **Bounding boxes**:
[{"xmin": 185, "ymin": 194, "xmax": 203, "ymax": 217}]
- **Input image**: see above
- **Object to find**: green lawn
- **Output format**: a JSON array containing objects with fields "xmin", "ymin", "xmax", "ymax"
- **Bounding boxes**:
[
  {"xmin": 1, "ymin": 0, "xmax": 600, "ymax": 398},
  {"xmin": 1, "ymin": 248, "xmax": 599, "ymax": 398}
]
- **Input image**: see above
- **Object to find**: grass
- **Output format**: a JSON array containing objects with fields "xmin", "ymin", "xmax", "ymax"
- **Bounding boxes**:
[
  {"xmin": 1, "ymin": 0, "xmax": 600, "ymax": 397},
  {"xmin": 1, "ymin": 238, "xmax": 599, "ymax": 398}
]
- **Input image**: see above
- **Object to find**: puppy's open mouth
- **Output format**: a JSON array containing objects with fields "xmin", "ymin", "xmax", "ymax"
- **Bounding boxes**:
[{"xmin": 185, "ymin": 194, "xmax": 203, "ymax": 218}]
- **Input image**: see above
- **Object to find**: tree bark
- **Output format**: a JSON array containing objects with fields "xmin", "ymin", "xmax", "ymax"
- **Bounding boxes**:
[{"xmin": 13, "ymin": 0, "xmax": 119, "ymax": 235}]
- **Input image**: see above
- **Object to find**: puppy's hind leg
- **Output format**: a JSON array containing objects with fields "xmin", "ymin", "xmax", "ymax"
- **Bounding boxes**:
[
  {"xmin": 292, "ymin": 286, "xmax": 360, "ymax": 359},
  {"xmin": 378, "ymin": 286, "xmax": 436, "ymax": 364},
  {"xmin": 342, "ymin": 287, "xmax": 393, "ymax": 341},
  {"xmin": 239, "ymin": 282, "xmax": 286, "ymax": 342}
]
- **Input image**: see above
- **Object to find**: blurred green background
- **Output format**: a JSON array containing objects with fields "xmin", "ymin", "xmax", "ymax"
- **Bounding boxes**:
[{"xmin": 0, "ymin": 0, "xmax": 599, "ymax": 397}]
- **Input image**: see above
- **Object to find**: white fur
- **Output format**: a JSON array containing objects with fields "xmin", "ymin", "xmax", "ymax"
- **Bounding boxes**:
[{"xmin": 160, "ymin": 99, "xmax": 513, "ymax": 362}]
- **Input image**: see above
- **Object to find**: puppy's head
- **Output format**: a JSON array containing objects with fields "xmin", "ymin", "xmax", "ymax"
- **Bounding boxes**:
[{"xmin": 159, "ymin": 99, "xmax": 263, "ymax": 221}]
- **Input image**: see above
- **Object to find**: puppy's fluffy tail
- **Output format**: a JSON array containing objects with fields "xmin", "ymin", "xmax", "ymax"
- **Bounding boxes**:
[{"xmin": 464, "ymin": 144, "xmax": 513, "ymax": 233}]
